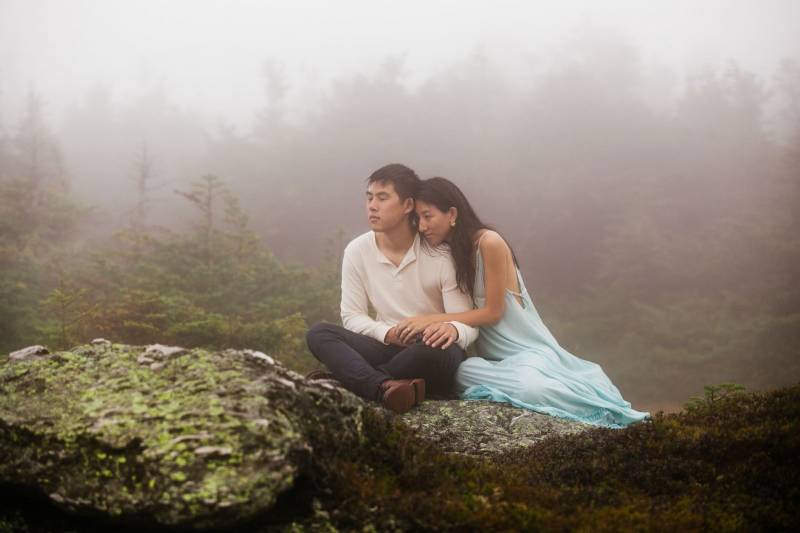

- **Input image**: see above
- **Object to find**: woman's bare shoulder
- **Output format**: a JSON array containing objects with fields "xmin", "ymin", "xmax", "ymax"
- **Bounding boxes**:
[{"xmin": 477, "ymin": 230, "xmax": 511, "ymax": 255}]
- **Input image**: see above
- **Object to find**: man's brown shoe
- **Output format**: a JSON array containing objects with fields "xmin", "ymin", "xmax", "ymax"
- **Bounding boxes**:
[{"xmin": 380, "ymin": 378, "xmax": 426, "ymax": 413}]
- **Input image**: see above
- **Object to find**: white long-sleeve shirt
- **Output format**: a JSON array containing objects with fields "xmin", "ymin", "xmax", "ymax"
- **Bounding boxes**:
[{"xmin": 340, "ymin": 231, "xmax": 478, "ymax": 351}]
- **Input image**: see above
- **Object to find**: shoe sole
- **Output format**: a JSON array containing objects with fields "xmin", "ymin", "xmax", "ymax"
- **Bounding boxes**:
[{"xmin": 410, "ymin": 378, "xmax": 426, "ymax": 405}]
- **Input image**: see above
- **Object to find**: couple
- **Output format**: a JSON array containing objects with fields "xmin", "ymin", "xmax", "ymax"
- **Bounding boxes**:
[{"xmin": 306, "ymin": 164, "xmax": 648, "ymax": 428}]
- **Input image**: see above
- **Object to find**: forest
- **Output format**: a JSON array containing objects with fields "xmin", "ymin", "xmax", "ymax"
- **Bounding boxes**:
[{"xmin": 1, "ymin": 34, "xmax": 798, "ymax": 410}]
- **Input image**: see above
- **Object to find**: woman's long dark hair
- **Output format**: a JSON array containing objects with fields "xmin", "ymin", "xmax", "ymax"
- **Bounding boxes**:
[{"xmin": 417, "ymin": 177, "xmax": 518, "ymax": 299}]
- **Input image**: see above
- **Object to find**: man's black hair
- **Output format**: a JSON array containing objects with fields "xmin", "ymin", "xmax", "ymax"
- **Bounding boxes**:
[{"xmin": 366, "ymin": 163, "xmax": 421, "ymax": 201}]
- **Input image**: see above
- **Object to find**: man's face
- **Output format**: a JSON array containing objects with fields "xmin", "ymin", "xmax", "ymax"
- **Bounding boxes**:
[{"xmin": 365, "ymin": 181, "xmax": 413, "ymax": 232}]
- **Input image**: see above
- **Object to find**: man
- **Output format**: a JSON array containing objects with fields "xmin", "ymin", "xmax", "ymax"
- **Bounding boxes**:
[{"xmin": 306, "ymin": 163, "xmax": 478, "ymax": 414}]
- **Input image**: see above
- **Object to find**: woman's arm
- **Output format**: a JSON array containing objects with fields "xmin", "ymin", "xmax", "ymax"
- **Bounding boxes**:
[{"xmin": 396, "ymin": 231, "xmax": 512, "ymax": 342}]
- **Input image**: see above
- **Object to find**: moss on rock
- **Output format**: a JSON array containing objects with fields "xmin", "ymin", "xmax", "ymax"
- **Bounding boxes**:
[{"xmin": 0, "ymin": 342, "xmax": 364, "ymax": 529}]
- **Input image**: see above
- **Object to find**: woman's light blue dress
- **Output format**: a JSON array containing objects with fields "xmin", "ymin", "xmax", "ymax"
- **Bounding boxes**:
[{"xmin": 456, "ymin": 248, "xmax": 649, "ymax": 428}]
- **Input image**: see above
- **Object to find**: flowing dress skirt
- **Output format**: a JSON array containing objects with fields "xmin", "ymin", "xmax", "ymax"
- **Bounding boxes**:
[{"xmin": 456, "ymin": 250, "xmax": 648, "ymax": 428}]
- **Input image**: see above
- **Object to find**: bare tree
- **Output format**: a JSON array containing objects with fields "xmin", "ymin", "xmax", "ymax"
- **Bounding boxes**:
[
  {"xmin": 12, "ymin": 90, "xmax": 66, "ymax": 207},
  {"xmin": 175, "ymin": 174, "xmax": 227, "ymax": 269},
  {"xmin": 253, "ymin": 59, "xmax": 288, "ymax": 139},
  {"xmin": 130, "ymin": 140, "xmax": 155, "ymax": 235}
]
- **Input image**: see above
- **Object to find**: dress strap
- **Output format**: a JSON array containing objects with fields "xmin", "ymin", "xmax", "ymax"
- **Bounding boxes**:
[
  {"xmin": 475, "ymin": 230, "xmax": 491, "ymax": 249},
  {"xmin": 474, "ymin": 231, "xmax": 490, "ymax": 280},
  {"xmin": 477, "ymin": 230, "xmax": 526, "ymax": 305}
]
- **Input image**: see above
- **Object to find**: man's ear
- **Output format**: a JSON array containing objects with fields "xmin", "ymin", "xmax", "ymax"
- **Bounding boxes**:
[{"xmin": 404, "ymin": 197, "xmax": 415, "ymax": 215}]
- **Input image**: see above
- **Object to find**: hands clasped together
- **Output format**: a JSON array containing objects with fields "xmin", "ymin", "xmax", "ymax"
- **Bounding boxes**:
[{"xmin": 386, "ymin": 315, "xmax": 459, "ymax": 349}]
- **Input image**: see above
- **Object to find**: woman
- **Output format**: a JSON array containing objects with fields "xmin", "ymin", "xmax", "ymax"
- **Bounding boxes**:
[{"xmin": 396, "ymin": 177, "xmax": 648, "ymax": 428}]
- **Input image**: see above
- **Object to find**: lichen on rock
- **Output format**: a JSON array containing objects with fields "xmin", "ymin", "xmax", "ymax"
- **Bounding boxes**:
[
  {"xmin": 395, "ymin": 399, "xmax": 590, "ymax": 457},
  {"xmin": 0, "ymin": 342, "xmax": 365, "ymax": 529}
]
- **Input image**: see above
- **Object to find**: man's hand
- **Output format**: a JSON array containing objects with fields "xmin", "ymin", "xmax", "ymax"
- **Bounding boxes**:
[
  {"xmin": 384, "ymin": 326, "xmax": 411, "ymax": 347},
  {"xmin": 422, "ymin": 322, "xmax": 459, "ymax": 350},
  {"xmin": 396, "ymin": 314, "xmax": 439, "ymax": 344}
]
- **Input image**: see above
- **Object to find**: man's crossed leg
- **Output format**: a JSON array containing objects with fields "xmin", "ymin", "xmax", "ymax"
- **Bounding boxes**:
[{"xmin": 306, "ymin": 322, "xmax": 464, "ymax": 411}]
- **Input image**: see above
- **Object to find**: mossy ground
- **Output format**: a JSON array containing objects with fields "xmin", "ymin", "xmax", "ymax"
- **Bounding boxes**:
[
  {"xmin": 1, "ymin": 384, "xmax": 798, "ymax": 531},
  {"xmin": 308, "ymin": 383, "xmax": 800, "ymax": 531}
]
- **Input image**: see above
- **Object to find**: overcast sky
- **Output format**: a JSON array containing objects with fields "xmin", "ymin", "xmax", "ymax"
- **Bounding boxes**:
[{"xmin": 1, "ymin": 0, "xmax": 798, "ymax": 129}]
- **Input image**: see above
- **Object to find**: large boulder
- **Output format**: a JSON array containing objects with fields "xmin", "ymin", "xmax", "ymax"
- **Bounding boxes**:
[
  {"xmin": 1, "ymin": 341, "xmax": 593, "ymax": 529},
  {"xmin": 0, "ymin": 341, "xmax": 365, "ymax": 529}
]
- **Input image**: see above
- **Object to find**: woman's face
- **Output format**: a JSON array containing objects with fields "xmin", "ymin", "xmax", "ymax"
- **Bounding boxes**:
[{"xmin": 416, "ymin": 200, "xmax": 456, "ymax": 246}]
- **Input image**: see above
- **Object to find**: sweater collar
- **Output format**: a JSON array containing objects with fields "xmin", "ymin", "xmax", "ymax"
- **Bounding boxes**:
[{"xmin": 373, "ymin": 231, "xmax": 419, "ymax": 273}]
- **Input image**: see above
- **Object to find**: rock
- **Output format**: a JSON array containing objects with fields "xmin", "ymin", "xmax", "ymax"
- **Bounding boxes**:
[
  {"xmin": 142, "ymin": 344, "xmax": 187, "ymax": 360},
  {"xmin": 241, "ymin": 349, "xmax": 274, "ymax": 365},
  {"xmin": 194, "ymin": 446, "xmax": 233, "ymax": 458},
  {"xmin": 395, "ymin": 399, "xmax": 591, "ymax": 457},
  {"xmin": 1, "ymin": 341, "xmax": 594, "ymax": 528},
  {"xmin": 0, "ymin": 342, "xmax": 365, "ymax": 529},
  {"xmin": 8, "ymin": 345, "xmax": 50, "ymax": 361}
]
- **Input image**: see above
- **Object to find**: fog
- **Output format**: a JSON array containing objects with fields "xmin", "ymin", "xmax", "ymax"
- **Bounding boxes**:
[
  {"xmin": 1, "ymin": 0, "xmax": 799, "ymax": 408},
  {"xmin": 2, "ymin": 0, "xmax": 798, "ymax": 128},
  {"xmin": 2, "ymin": 0, "xmax": 798, "ymax": 225}
]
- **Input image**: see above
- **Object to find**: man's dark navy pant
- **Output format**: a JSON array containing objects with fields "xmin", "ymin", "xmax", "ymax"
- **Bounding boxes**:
[{"xmin": 306, "ymin": 322, "xmax": 465, "ymax": 402}]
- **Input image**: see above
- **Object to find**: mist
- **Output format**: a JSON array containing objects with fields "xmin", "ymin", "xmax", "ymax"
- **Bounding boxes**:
[
  {"xmin": 2, "ymin": 0, "xmax": 798, "ymax": 125},
  {"xmin": 1, "ymin": 0, "xmax": 799, "ymax": 410}
]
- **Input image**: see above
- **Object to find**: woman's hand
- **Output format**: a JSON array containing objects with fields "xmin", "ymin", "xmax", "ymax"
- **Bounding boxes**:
[
  {"xmin": 396, "ymin": 315, "xmax": 440, "ymax": 344},
  {"xmin": 422, "ymin": 322, "xmax": 459, "ymax": 350}
]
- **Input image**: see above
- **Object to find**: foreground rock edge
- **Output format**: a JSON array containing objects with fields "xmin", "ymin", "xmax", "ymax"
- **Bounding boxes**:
[{"xmin": 0, "ymin": 342, "xmax": 365, "ymax": 529}]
